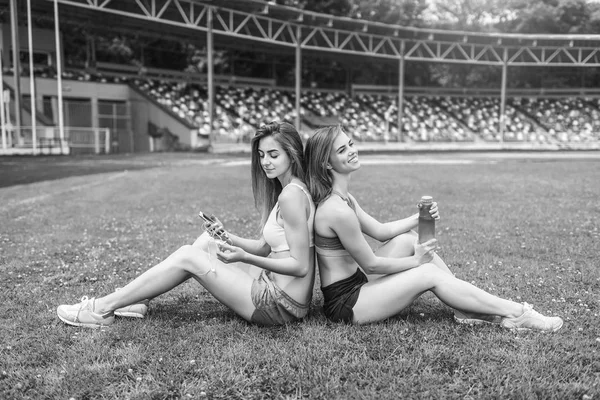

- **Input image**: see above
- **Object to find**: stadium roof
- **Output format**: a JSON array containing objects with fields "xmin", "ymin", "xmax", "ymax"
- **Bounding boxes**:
[
  {"xmin": 4, "ymin": 0, "xmax": 600, "ymax": 66},
  {"xmin": 197, "ymin": 0, "xmax": 600, "ymax": 48}
]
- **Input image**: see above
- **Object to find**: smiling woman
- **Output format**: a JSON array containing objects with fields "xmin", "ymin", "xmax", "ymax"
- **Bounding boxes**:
[
  {"xmin": 304, "ymin": 125, "xmax": 564, "ymax": 332},
  {"xmin": 57, "ymin": 121, "xmax": 316, "ymax": 328}
]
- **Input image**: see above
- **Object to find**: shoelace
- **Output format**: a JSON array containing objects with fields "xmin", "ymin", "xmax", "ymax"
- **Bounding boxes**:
[{"xmin": 75, "ymin": 296, "xmax": 91, "ymax": 322}]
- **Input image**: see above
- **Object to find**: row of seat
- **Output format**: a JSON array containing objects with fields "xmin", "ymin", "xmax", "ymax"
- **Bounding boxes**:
[
  {"xmin": 135, "ymin": 78, "xmax": 600, "ymax": 143},
  {"xmin": 5, "ymin": 67, "xmax": 600, "ymax": 143}
]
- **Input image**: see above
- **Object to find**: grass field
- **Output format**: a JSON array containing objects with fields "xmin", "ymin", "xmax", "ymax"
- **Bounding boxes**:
[{"xmin": 1, "ymin": 152, "xmax": 599, "ymax": 399}]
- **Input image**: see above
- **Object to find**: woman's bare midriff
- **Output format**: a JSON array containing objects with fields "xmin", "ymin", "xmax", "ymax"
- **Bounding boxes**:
[
  {"xmin": 317, "ymin": 254, "xmax": 361, "ymax": 288},
  {"xmin": 268, "ymin": 248, "xmax": 315, "ymax": 305}
]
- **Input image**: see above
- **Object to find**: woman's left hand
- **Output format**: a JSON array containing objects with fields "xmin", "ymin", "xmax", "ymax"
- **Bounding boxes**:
[
  {"xmin": 430, "ymin": 202, "xmax": 441, "ymax": 221},
  {"xmin": 216, "ymin": 242, "xmax": 247, "ymax": 264}
]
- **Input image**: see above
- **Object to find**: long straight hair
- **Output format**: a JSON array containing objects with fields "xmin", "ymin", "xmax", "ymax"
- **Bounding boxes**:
[
  {"xmin": 304, "ymin": 125, "xmax": 344, "ymax": 205},
  {"xmin": 251, "ymin": 121, "xmax": 305, "ymax": 230}
]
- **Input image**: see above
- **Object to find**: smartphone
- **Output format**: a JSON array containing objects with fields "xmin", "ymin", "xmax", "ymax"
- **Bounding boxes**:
[
  {"xmin": 198, "ymin": 211, "xmax": 217, "ymax": 224},
  {"xmin": 198, "ymin": 211, "xmax": 232, "ymax": 244}
]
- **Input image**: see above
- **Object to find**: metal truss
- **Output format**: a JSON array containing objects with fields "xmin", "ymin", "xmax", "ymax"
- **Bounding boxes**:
[{"xmin": 49, "ymin": 0, "xmax": 600, "ymax": 67}]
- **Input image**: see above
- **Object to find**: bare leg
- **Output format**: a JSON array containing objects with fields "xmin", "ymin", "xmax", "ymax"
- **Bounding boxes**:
[
  {"xmin": 193, "ymin": 232, "xmax": 262, "ymax": 279},
  {"xmin": 352, "ymin": 263, "xmax": 523, "ymax": 324},
  {"xmin": 192, "ymin": 232, "xmax": 212, "ymax": 252},
  {"xmin": 94, "ymin": 244, "xmax": 257, "ymax": 321},
  {"xmin": 374, "ymin": 230, "xmax": 497, "ymax": 321},
  {"xmin": 374, "ymin": 230, "xmax": 453, "ymax": 278}
]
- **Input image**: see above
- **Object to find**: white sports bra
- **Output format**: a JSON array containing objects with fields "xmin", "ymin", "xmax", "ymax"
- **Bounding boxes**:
[{"xmin": 263, "ymin": 183, "xmax": 315, "ymax": 253}]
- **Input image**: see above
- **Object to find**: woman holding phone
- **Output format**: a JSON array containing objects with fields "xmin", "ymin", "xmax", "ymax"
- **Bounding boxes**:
[
  {"xmin": 57, "ymin": 121, "xmax": 316, "ymax": 328},
  {"xmin": 303, "ymin": 125, "xmax": 563, "ymax": 332}
]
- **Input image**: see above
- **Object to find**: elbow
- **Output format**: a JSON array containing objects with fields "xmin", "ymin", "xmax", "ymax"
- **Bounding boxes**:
[
  {"xmin": 293, "ymin": 265, "xmax": 310, "ymax": 278},
  {"xmin": 362, "ymin": 262, "xmax": 378, "ymax": 275},
  {"xmin": 363, "ymin": 267, "xmax": 376, "ymax": 275},
  {"xmin": 258, "ymin": 244, "xmax": 271, "ymax": 257}
]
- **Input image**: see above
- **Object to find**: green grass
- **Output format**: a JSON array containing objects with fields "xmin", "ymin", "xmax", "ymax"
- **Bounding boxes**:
[{"xmin": 1, "ymin": 153, "xmax": 599, "ymax": 399}]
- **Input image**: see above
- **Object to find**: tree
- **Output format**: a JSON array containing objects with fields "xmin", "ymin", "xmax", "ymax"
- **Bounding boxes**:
[
  {"xmin": 275, "ymin": 0, "xmax": 429, "ymax": 26},
  {"xmin": 428, "ymin": 0, "xmax": 510, "ymax": 31},
  {"xmin": 348, "ymin": 0, "xmax": 429, "ymax": 26},
  {"xmin": 502, "ymin": 0, "xmax": 591, "ymax": 34}
]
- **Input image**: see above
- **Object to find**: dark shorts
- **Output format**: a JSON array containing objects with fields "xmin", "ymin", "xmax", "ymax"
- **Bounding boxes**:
[
  {"xmin": 321, "ymin": 268, "xmax": 368, "ymax": 324},
  {"xmin": 250, "ymin": 270, "xmax": 309, "ymax": 326}
]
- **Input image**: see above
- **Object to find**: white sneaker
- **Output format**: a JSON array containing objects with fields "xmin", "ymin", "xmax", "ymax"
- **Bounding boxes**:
[
  {"xmin": 113, "ymin": 287, "xmax": 149, "ymax": 318},
  {"xmin": 454, "ymin": 310, "xmax": 502, "ymax": 325},
  {"xmin": 500, "ymin": 303, "xmax": 564, "ymax": 332},
  {"xmin": 114, "ymin": 300, "xmax": 149, "ymax": 318},
  {"xmin": 57, "ymin": 296, "xmax": 114, "ymax": 328}
]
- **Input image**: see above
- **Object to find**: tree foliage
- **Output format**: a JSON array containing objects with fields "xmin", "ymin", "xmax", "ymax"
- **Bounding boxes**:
[
  {"xmin": 503, "ymin": 0, "xmax": 593, "ymax": 34},
  {"xmin": 276, "ymin": 0, "xmax": 429, "ymax": 26},
  {"xmin": 428, "ymin": 0, "xmax": 510, "ymax": 31}
]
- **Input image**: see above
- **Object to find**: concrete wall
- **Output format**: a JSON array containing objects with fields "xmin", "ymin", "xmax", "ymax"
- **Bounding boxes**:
[
  {"xmin": 2, "ymin": 76, "xmax": 200, "ymax": 153},
  {"xmin": 17, "ymin": 76, "xmax": 197, "ymax": 151},
  {"xmin": 128, "ymin": 87, "xmax": 197, "ymax": 150},
  {"xmin": 0, "ymin": 25, "xmax": 58, "ymax": 68}
]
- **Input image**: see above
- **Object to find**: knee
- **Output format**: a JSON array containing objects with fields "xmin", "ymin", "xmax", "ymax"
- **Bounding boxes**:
[
  {"xmin": 415, "ymin": 263, "xmax": 442, "ymax": 286},
  {"xmin": 192, "ymin": 232, "xmax": 211, "ymax": 251},
  {"xmin": 388, "ymin": 231, "xmax": 417, "ymax": 252},
  {"xmin": 172, "ymin": 245, "xmax": 208, "ymax": 272}
]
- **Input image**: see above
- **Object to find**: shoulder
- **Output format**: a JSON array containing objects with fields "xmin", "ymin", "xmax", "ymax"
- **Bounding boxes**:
[
  {"xmin": 347, "ymin": 192, "xmax": 364, "ymax": 213},
  {"xmin": 347, "ymin": 193, "xmax": 360, "ymax": 207},
  {"xmin": 279, "ymin": 182, "xmax": 312, "ymax": 206},
  {"xmin": 278, "ymin": 183, "xmax": 311, "ymax": 218},
  {"xmin": 316, "ymin": 196, "xmax": 356, "ymax": 224}
]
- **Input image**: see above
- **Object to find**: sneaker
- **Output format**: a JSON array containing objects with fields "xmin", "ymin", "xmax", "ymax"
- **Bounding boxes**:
[
  {"xmin": 57, "ymin": 296, "xmax": 114, "ymax": 329},
  {"xmin": 500, "ymin": 303, "xmax": 564, "ymax": 332},
  {"xmin": 113, "ymin": 287, "xmax": 149, "ymax": 318},
  {"xmin": 454, "ymin": 310, "xmax": 502, "ymax": 325},
  {"xmin": 114, "ymin": 300, "xmax": 149, "ymax": 318}
]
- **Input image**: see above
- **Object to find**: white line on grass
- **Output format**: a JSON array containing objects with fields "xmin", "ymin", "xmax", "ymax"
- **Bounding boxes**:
[
  {"xmin": 219, "ymin": 158, "xmax": 491, "ymax": 167},
  {"xmin": 0, "ymin": 171, "xmax": 128, "ymax": 212}
]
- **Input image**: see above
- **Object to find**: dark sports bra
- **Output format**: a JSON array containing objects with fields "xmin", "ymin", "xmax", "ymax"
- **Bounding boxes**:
[{"xmin": 314, "ymin": 191, "xmax": 356, "ymax": 257}]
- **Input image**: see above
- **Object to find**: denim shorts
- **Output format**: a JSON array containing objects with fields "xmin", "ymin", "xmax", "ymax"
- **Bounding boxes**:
[{"xmin": 250, "ymin": 270, "xmax": 309, "ymax": 326}]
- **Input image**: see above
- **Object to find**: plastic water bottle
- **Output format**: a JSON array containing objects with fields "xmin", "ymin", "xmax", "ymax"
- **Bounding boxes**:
[{"xmin": 418, "ymin": 196, "xmax": 435, "ymax": 244}]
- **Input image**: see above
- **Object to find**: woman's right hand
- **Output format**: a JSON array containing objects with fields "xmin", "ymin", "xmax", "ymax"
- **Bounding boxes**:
[
  {"xmin": 413, "ymin": 238, "xmax": 437, "ymax": 265},
  {"xmin": 204, "ymin": 218, "xmax": 232, "ymax": 244}
]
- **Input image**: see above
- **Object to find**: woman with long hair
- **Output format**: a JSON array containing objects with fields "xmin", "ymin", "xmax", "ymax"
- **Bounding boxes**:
[
  {"xmin": 303, "ymin": 125, "xmax": 563, "ymax": 332},
  {"xmin": 57, "ymin": 121, "xmax": 315, "ymax": 328}
]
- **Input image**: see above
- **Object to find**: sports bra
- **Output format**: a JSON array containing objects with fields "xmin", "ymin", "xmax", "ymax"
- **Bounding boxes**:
[
  {"xmin": 263, "ymin": 182, "xmax": 315, "ymax": 253},
  {"xmin": 314, "ymin": 191, "xmax": 356, "ymax": 257}
]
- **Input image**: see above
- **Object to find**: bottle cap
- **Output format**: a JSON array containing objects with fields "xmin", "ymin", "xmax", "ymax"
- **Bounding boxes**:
[{"xmin": 420, "ymin": 195, "xmax": 433, "ymax": 204}]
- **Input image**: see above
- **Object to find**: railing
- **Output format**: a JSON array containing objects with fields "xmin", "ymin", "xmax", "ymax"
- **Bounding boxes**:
[
  {"xmin": 0, "ymin": 126, "xmax": 111, "ymax": 155},
  {"xmin": 94, "ymin": 62, "xmax": 277, "ymax": 87},
  {"xmin": 351, "ymin": 84, "xmax": 600, "ymax": 98}
]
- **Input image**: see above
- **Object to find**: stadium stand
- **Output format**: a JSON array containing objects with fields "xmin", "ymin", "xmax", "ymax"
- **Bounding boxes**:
[
  {"xmin": 75, "ymin": 70, "xmax": 600, "ymax": 144},
  {"xmin": 2, "ymin": 1, "xmax": 600, "ymax": 156},
  {"xmin": 3, "ymin": 65, "xmax": 600, "ymax": 151}
]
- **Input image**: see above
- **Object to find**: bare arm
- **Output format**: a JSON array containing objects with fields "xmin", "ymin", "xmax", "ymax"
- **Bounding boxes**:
[
  {"xmin": 203, "ymin": 218, "xmax": 271, "ymax": 257},
  {"xmin": 217, "ymin": 186, "xmax": 312, "ymax": 277},
  {"xmin": 349, "ymin": 194, "xmax": 418, "ymax": 242},
  {"xmin": 351, "ymin": 195, "xmax": 440, "ymax": 242},
  {"xmin": 327, "ymin": 200, "xmax": 435, "ymax": 275},
  {"xmin": 227, "ymin": 233, "xmax": 271, "ymax": 258}
]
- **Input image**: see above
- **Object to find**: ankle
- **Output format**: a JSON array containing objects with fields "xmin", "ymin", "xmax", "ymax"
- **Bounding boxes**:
[
  {"xmin": 93, "ymin": 298, "xmax": 113, "ymax": 316},
  {"xmin": 505, "ymin": 303, "xmax": 525, "ymax": 319}
]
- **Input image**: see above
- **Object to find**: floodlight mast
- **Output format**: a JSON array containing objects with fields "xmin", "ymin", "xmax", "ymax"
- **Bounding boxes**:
[
  {"xmin": 27, "ymin": 0, "xmax": 37, "ymax": 154},
  {"xmin": 9, "ymin": 0, "xmax": 21, "ymax": 129},
  {"xmin": 54, "ymin": 0, "xmax": 65, "ymax": 150},
  {"xmin": 207, "ymin": 6, "xmax": 214, "ymax": 149}
]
